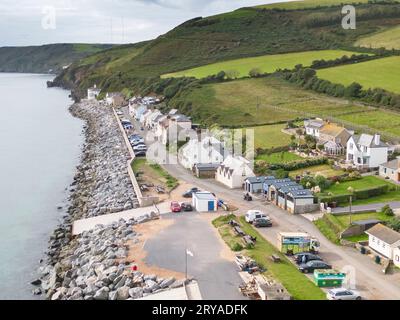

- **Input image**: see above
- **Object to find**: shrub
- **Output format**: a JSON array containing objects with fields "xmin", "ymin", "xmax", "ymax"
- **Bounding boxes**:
[
  {"xmin": 381, "ymin": 205, "xmax": 395, "ymax": 217},
  {"xmin": 232, "ymin": 243, "xmax": 244, "ymax": 252}
]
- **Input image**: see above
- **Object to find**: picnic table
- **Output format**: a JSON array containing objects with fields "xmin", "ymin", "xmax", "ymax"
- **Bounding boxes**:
[{"xmin": 234, "ymin": 226, "xmax": 245, "ymax": 236}]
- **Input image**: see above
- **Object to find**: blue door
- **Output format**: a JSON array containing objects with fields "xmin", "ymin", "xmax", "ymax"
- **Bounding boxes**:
[{"xmin": 208, "ymin": 201, "xmax": 215, "ymax": 211}]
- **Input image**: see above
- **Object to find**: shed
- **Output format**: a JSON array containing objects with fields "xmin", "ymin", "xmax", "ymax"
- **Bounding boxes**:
[
  {"xmin": 194, "ymin": 163, "xmax": 220, "ymax": 178},
  {"xmin": 244, "ymin": 176, "xmax": 273, "ymax": 194},
  {"xmin": 192, "ymin": 192, "xmax": 218, "ymax": 212}
]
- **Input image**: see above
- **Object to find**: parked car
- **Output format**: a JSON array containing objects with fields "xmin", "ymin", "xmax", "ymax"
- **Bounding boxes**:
[
  {"xmin": 116, "ymin": 111, "xmax": 124, "ymax": 116},
  {"xmin": 170, "ymin": 201, "xmax": 182, "ymax": 213},
  {"xmin": 298, "ymin": 260, "xmax": 332, "ymax": 273},
  {"xmin": 129, "ymin": 134, "xmax": 142, "ymax": 140},
  {"xmin": 123, "ymin": 124, "xmax": 133, "ymax": 130},
  {"xmin": 134, "ymin": 151, "xmax": 146, "ymax": 157},
  {"xmin": 294, "ymin": 253, "xmax": 323, "ymax": 265},
  {"xmin": 327, "ymin": 288, "xmax": 362, "ymax": 300},
  {"xmin": 131, "ymin": 141, "xmax": 146, "ymax": 147},
  {"xmin": 245, "ymin": 210, "xmax": 269, "ymax": 224},
  {"xmin": 182, "ymin": 187, "xmax": 200, "ymax": 198},
  {"xmin": 181, "ymin": 203, "xmax": 193, "ymax": 212},
  {"xmin": 133, "ymin": 145, "xmax": 147, "ymax": 151},
  {"xmin": 253, "ymin": 217, "xmax": 272, "ymax": 228}
]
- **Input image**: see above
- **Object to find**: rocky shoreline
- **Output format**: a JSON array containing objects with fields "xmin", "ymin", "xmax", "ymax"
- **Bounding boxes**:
[{"xmin": 32, "ymin": 101, "xmax": 184, "ymax": 300}]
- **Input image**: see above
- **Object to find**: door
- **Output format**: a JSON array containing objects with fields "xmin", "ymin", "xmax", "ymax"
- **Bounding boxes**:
[{"xmin": 208, "ymin": 201, "xmax": 215, "ymax": 211}]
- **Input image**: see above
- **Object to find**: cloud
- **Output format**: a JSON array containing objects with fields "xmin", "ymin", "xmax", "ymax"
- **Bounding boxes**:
[{"xmin": 0, "ymin": 0, "xmax": 284, "ymax": 46}]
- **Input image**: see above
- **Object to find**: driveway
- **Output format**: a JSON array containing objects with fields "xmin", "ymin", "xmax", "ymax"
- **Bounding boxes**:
[
  {"xmin": 144, "ymin": 212, "xmax": 247, "ymax": 300},
  {"xmin": 332, "ymin": 201, "xmax": 400, "ymax": 214}
]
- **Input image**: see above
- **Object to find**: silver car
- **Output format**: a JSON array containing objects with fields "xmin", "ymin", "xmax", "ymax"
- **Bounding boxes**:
[{"xmin": 327, "ymin": 288, "xmax": 362, "ymax": 300}]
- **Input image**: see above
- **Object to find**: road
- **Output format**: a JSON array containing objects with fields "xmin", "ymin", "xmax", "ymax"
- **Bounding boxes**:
[
  {"xmin": 125, "ymin": 106, "xmax": 400, "ymax": 300},
  {"xmin": 144, "ymin": 212, "xmax": 247, "ymax": 300}
]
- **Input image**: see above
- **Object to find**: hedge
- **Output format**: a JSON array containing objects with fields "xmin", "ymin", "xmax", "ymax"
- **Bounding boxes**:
[
  {"xmin": 318, "ymin": 185, "xmax": 390, "ymax": 205},
  {"xmin": 268, "ymin": 157, "xmax": 328, "ymax": 171}
]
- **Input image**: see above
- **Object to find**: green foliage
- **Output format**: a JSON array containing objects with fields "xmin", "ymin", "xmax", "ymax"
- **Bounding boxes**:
[
  {"xmin": 387, "ymin": 217, "xmax": 400, "ymax": 231},
  {"xmin": 381, "ymin": 204, "xmax": 395, "ymax": 216}
]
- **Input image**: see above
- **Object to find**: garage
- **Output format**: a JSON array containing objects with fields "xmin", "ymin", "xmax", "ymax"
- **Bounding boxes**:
[{"xmin": 192, "ymin": 192, "xmax": 218, "ymax": 212}]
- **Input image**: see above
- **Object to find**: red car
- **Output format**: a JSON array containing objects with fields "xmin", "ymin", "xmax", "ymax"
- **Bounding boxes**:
[{"xmin": 170, "ymin": 201, "xmax": 182, "ymax": 213}]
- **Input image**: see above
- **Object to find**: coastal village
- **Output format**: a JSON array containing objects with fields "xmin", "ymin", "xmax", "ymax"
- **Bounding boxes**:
[{"xmin": 31, "ymin": 83, "xmax": 400, "ymax": 301}]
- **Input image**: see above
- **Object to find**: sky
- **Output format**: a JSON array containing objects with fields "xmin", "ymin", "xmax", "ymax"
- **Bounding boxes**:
[{"xmin": 0, "ymin": 0, "xmax": 288, "ymax": 47}]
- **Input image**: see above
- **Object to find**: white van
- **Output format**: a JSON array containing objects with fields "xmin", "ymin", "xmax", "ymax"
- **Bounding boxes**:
[{"xmin": 245, "ymin": 210, "xmax": 269, "ymax": 224}]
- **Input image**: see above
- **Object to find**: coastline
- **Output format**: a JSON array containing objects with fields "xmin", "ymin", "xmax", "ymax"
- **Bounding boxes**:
[{"xmin": 33, "ymin": 100, "xmax": 184, "ymax": 300}]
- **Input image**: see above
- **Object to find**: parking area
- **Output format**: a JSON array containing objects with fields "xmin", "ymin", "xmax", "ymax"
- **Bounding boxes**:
[{"xmin": 144, "ymin": 212, "xmax": 247, "ymax": 300}]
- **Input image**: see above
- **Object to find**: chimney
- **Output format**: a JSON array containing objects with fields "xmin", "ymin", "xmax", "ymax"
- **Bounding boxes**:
[{"xmin": 374, "ymin": 134, "xmax": 381, "ymax": 146}]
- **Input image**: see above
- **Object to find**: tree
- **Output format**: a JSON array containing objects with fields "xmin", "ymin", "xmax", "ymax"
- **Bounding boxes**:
[
  {"xmin": 225, "ymin": 70, "xmax": 240, "ymax": 79},
  {"xmin": 345, "ymin": 82, "xmax": 362, "ymax": 98},
  {"xmin": 304, "ymin": 134, "xmax": 317, "ymax": 149},
  {"xmin": 216, "ymin": 71, "xmax": 226, "ymax": 81}
]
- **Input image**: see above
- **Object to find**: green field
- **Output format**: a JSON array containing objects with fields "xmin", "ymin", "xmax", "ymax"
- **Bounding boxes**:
[
  {"xmin": 355, "ymin": 25, "xmax": 400, "ymax": 50},
  {"xmin": 163, "ymin": 50, "xmax": 361, "ymax": 79},
  {"xmin": 251, "ymin": 124, "xmax": 293, "ymax": 149},
  {"xmin": 256, "ymin": 0, "xmax": 371, "ymax": 10},
  {"xmin": 171, "ymin": 77, "xmax": 370, "ymax": 127},
  {"xmin": 256, "ymin": 151, "xmax": 303, "ymax": 163},
  {"xmin": 213, "ymin": 215, "xmax": 326, "ymax": 300},
  {"xmin": 289, "ymin": 164, "xmax": 345, "ymax": 178},
  {"xmin": 317, "ymin": 56, "xmax": 400, "ymax": 94}
]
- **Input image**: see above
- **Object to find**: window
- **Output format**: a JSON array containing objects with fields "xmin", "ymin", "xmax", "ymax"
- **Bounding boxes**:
[
  {"xmin": 349, "ymin": 143, "xmax": 353, "ymax": 150},
  {"xmin": 372, "ymin": 237, "xmax": 375, "ymax": 242},
  {"xmin": 396, "ymin": 255, "xmax": 399, "ymax": 262}
]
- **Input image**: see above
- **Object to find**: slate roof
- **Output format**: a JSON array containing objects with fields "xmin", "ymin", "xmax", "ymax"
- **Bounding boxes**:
[
  {"xmin": 366, "ymin": 224, "xmax": 400, "ymax": 245},
  {"xmin": 353, "ymin": 134, "xmax": 388, "ymax": 148},
  {"xmin": 288, "ymin": 189, "xmax": 314, "ymax": 199},
  {"xmin": 380, "ymin": 159, "xmax": 399, "ymax": 170}
]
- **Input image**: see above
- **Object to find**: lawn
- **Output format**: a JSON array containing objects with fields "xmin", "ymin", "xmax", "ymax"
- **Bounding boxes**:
[
  {"xmin": 131, "ymin": 159, "xmax": 179, "ymax": 190},
  {"xmin": 163, "ymin": 50, "xmax": 361, "ymax": 79},
  {"xmin": 256, "ymin": 151, "xmax": 303, "ymax": 163},
  {"xmin": 315, "ymin": 211, "xmax": 393, "ymax": 244},
  {"xmin": 289, "ymin": 164, "xmax": 345, "ymax": 178},
  {"xmin": 321, "ymin": 176, "xmax": 396, "ymax": 196},
  {"xmin": 251, "ymin": 124, "xmax": 292, "ymax": 149},
  {"xmin": 317, "ymin": 56, "xmax": 400, "ymax": 94},
  {"xmin": 355, "ymin": 25, "xmax": 400, "ymax": 50},
  {"xmin": 213, "ymin": 214, "xmax": 326, "ymax": 300}
]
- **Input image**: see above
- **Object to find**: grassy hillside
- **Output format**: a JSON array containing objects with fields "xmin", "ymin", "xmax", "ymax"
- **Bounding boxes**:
[
  {"xmin": 317, "ymin": 55, "xmax": 400, "ymax": 94},
  {"xmin": 0, "ymin": 43, "xmax": 114, "ymax": 74},
  {"xmin": 256, "ymin": 0, "xmax": 372, "ymax": 10},
  {"xmin": 355, "ymin": 25, "xmax": 400, "ymax": 49},
  {"xmin": 169, "ymin": 76, "xmax": 400, "ymax": 140},
  {"xmin": 162, "ymin": 49, "xmax": 361, "ymax": 79},
  {"xmin": 54, "ymin": 2, "xmax": 400, "ymax": 98}
]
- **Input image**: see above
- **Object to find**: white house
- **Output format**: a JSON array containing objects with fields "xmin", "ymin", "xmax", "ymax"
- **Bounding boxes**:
[
  {"xmin": 192, "ymin": 192, "xmax": 218, "ymax": 212},
  {"xmin": 346, "ymin": 134, "xmax": 388, "ymax": 168},
  {"xmin": 87, "ymin": 85, "xmax": 101, "ymax": 100},
  {"xmin": 216, "ymin": 155, "xmax": 254, "ymax": 189},
  {"xmin": 366, "ymin": 224, "xmax": 400, "ymax": 260},
  {"xmin": 379, "ymin": 157, "xmax": 400, "ymax": 183},
  {"xmin": 105, "ymin": 92, "xmax": 125, "ymax": 107},
  {"xmin": 304, "ymin": 119, "xmax": 324, "ymax": 139},
  {"xmin": 157, "ymin": 114, "xmax": 192, "ymax": 145},
  {"xmin": 178, "ymin": 136, "xmax": 225, "ymax": 170}
]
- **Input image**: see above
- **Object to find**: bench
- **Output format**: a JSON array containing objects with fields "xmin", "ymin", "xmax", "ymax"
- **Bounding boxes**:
[
  {"xmin": 270, "ymin": 254, "xmax": 281, "ymax": 263},
  {"xmin": 243, "ymin": 235, "xmax": 255, "ymax": 247},
  {"xmin": 234, "ymin": 226, "xmax": 245, "ymax": 236}
]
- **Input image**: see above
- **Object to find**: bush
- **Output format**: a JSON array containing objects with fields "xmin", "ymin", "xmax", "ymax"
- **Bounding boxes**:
[
  {"xmin": 381, "ymin": 205, "xmax": 395, "ymax": 217},
  {"xmin": 232, "ymin": 243, "xmax": 244, "ymax": 252}
]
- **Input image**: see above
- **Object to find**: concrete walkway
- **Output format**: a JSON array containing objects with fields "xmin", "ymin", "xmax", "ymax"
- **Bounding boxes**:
[
  {"xmin": 332, "ymin": 201, "xmax": 400, "ymax": 214},
  {"xmin": 72, "ymin": 202, "xmax": 171, "ymax": 235}
]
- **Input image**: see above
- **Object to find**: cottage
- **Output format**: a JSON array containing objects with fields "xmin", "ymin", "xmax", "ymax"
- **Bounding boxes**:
[
  {"xmin": 179, "ymin": 136, "xmax": 225, "ymax": 171},
  {"xmin": 216, "ymin": 155, "xmax": 254, "ymax": 189},
  {"xmin": 286, "ymin": 189, "xmax": 315, "ymax": 214},
  {"xmin": 304, "ymin": 119, "xmax": 324, "ymax": 138},
  {"xmin": 365, "ymin": 224, "xmax": 400, "ymax": 260},
  {"xmin": 305, "ymin": 119, "xmax": 352, "ymax": 155},
  {"xmin": 347, "ymin": 134, "xmax": 388, "ymax": 168},
  {"xmin": 87, "ymin": 85, "xmax": 101, "ymax": 100},
  {"xmin": 192, "ymin": 192, "xmax": 218, "ymax": 212},
  {"xmin": 244, "ymin": 176, "xmax": 272, "ymax": 194},
  {"xmin": 379, "ymin": 157, "xmax": 400, "ymax": 183}
]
